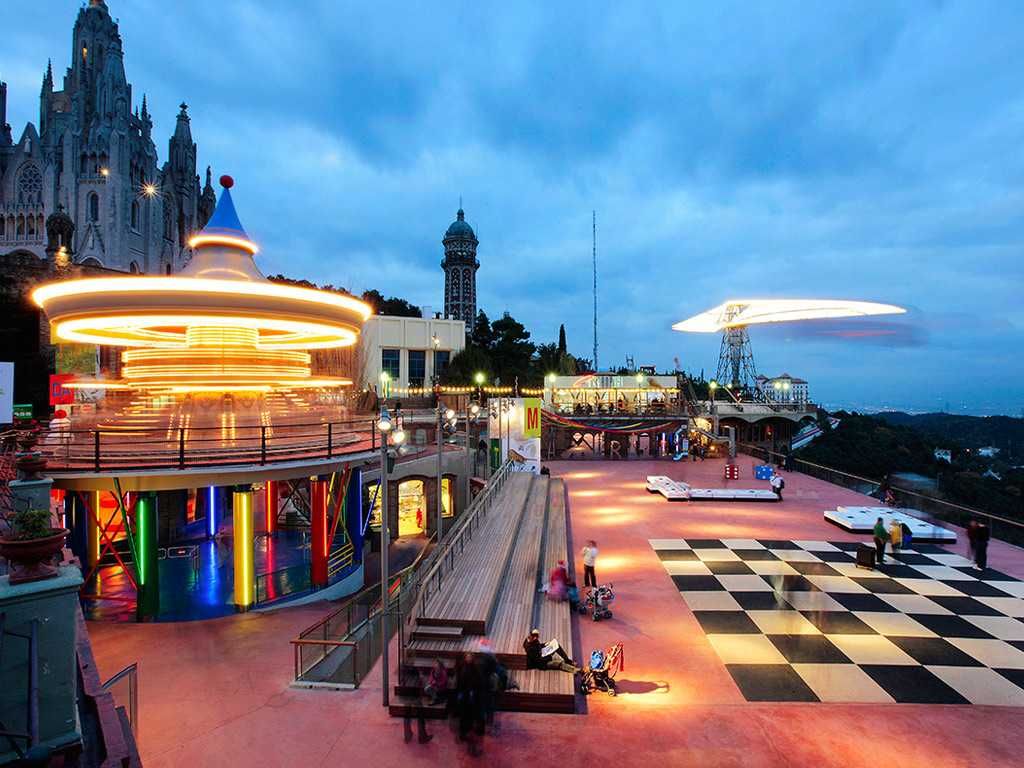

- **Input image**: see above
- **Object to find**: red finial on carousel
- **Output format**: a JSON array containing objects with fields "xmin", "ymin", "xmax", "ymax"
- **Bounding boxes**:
[{"xmin": 219, "ymin": 174, "xmax": 234, "ymax": 189}]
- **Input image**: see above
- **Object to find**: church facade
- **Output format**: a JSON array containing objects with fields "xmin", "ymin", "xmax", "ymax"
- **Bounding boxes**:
[{"xmin": 0, "ymin": 0, "xmax": 213, "ymax": 274}]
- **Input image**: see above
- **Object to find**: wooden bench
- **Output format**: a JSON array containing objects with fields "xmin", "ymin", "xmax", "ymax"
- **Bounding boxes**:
[
  {"xmin": 534, "ymin": 479, "xmax": 575, "ymax": 667},
  {"xmin": 417, "ymin": 473, "xmax": 533, "ymax": 634},
  {"xmin": 395, "ymin": 474, "xmax": 578, "ymax": 716}
]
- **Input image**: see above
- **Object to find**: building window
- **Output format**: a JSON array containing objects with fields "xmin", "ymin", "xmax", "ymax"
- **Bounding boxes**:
[
  {"xmin": 442, "ymin": 477, "xmax": 453, "ymax": 518},
  {"xmin": 398, "ymin": 480, "xmax": 425, "ymax": 536},
  {"xmin": 88, "ymin": 192, "xmax": 99, "ymax": 222},
  {"xmin": 381, "ymin": 349, "xmax": 400, "ymax": 382},
  {"xmin": 433, "ymin": 350, "xmax": 450, "ymax": 378},
  {"xmin": 130, "ymin": 200, "xmax": 139, "ymax": 230},
  {"xmin": 129, "ymin": 261, "xmax": 140, "ymax": 274},
  {"xmin": 408, "ymin": 350, "xmax": 426, "ymax": 387},
  {"xmin": 17, "ymin": 164, "xmax": 42, "ymax": 204},
  {"xmin": 365, "ymin": 481, "xmax": 383, "ymax": 531}
]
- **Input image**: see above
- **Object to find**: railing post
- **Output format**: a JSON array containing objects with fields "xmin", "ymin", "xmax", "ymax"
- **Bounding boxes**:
[
  {"xmin": 93, "ymin": 430, "xmax": 101, "ymax": 471},
  {"xmin": 178, "ymin": 428, "xmax": 185, "ymax": 469},
  {"xmin": 260, "ymin": 425, "xmax": 267, "ymax": 465},
  {"xmin": 327, "ymin": 423, "xmax": 333, "ymax": 458}
]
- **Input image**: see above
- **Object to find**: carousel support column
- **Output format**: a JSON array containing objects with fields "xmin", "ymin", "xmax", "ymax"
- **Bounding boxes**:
[
  {"xmin": 206, "ymin": 486, "xmax": 220, "ymax": 539},
  {"xmin": 264, "ymin": 480, "xmax": 279, "ymax": 536},
  {"xmin": 232, "ymin": 486, "xmax": 255, "ymax": 610},
  {"xmin": 87, "ymin": 490, "xmax": 101, "ymax": 569},
  {"xmin": 135, "ymin": 492, "xmax": 160, "ymax": 620},
  {"xmin": 310, "ymin": 477, "xmax": 329, "ymax": 589}
]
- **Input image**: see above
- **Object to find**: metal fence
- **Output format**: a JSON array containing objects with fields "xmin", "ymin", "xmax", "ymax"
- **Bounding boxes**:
[
  {"xmin": 290, "ymin": 459, "xmax": 515, "ymax": 689},
  {"xmin": 255, "ymin": 563, "xmax": 313, "ymax": 606},
  {"xmin": 740, "ymin": 443, "xmax": 1024, "ymax": 548},
  {"xmin": 33, "ymin": 417, "xmax": 379, "ymax": 473},
  {"xmin": 101, "ymin": 662, "xmax": 139, "ymax": 743}
]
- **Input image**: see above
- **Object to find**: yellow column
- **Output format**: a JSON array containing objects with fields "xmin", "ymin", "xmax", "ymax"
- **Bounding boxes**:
[
  {"xmin": 87, "ymin": 490, "xmax": 102, "ymax": 568},
  {"xmin": 233, "ymin": 488, "xmax": 254, "ymax": 609}
]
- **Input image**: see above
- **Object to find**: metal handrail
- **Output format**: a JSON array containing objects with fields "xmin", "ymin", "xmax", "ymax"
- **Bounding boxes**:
[
  {"xmin": 740, "ymin": 442, "xmax": 1024, "ymax": 535},
  {"xmin": 101, "ymin": 662, "xmax": 138, "ymax": 741}
]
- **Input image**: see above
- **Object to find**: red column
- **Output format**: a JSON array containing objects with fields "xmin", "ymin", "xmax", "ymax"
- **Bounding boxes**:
[
  {"xmin": 265, "ymin": 480, "xmax": 279, "ymax": 535},
  {"xmin": 310, "ymin": 478, "xmax": 329, "ymax": 588}
]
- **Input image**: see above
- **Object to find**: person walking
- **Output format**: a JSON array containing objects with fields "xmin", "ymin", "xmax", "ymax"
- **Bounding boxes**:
[
  {"xmin": 400, "ymin": 664, "xmax": 433, "ymax": 745},
  {"xmin": 889, "ymin": 519, "xmax": 903, "ymax": 557},
  {"xmin": 581, "ymin": 540, "xmax": 598, "ymax": 588},
  {"xmin": 967, "ymin": 520, "xmax": 979, "ymax": 563},
  {"xmin": 873, "ymin": 517, "xmax": 888, "ymax": 566},
  {"xmin": 975, "ymin": 520, "xmax": 990, "ymax": 571},
  {"xmin": 770, "ymin": 473, "xmax": 784, "ymax": 500}
]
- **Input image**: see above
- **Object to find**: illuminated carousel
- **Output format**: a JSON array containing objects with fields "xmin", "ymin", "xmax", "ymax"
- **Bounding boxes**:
[
  {"xmin": 33, "ymin": 178, "xmax": 377, "ymax": 620},
  {"xmin": 33, "ymin": 176, "xmax": 375, "ymax": 470}
]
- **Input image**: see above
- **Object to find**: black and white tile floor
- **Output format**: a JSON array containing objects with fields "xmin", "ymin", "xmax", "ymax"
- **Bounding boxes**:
[{"xmin": 650, "ymin": 538, "xmax": 1024, "ymax": 704}]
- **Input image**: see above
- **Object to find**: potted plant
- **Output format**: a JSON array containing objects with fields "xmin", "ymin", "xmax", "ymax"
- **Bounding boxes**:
[{"xmin": 0, "ymin": 508, "xmax": 69, "ymax": 585}]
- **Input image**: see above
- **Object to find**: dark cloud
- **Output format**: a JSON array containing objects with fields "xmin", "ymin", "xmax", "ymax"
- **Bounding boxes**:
[{"xmin": 5, "ymin": 0, "xmax": 1023, "ymax": 413}]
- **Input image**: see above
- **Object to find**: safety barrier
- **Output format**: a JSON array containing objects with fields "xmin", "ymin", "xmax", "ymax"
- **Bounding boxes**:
[{"xmin": 740, "ymin": 443, "xmax": 1024, "ymax": 547}]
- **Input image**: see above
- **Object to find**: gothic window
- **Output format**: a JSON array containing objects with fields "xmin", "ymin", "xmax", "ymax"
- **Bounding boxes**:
[
  {"xmin": 0, "ymin": 217, "xmax": 5, "ymax": 238},
  {"xmin": 88, "ymin": 192, "xmax": 99, "ymax": 222},
  {"xmin": 16, "ymin": 164, "xmax": 42, "ymax": 204},
  {"xmin": 16, "ymin": 215, "xmax": 25, "ymax": 237},
  {"xmin": 129, "ymin": 261, "xmax": 140, "ymax": 274},
  {"xmin": 165, "ymin": 263, "xmax": 172, "ymax": 275},
  {"xmin": 131, "ymin": 200, "xmax": 139, "ymax": 230}
]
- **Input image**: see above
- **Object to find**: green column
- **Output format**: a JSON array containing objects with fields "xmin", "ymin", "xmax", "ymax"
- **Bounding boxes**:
[{"xmin": 135, "ymin": 492, "xmax": 160, "ymax": 620}]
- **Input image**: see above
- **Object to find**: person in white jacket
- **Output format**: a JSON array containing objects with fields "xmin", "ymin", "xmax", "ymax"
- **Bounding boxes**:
[{"xmin": 581, "ymin": 540, "xmax": 598, "ymax": 587}]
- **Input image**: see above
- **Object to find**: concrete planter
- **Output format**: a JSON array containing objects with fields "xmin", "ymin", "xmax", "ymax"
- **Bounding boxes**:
[{"xmin": 0, "ymin": 529, "xmax": 69, "ymax": 584}]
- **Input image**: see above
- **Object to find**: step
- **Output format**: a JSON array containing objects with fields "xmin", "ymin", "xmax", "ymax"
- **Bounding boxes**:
[
  {"xmin": 411, "ymin": 625, "xmax": 464, "ymax": 641},
  {"xmin": 387, "ymin": 698, "xmax": 448, "ymax": 720}
]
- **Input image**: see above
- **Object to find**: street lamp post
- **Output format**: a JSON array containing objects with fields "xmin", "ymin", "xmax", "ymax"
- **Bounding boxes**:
[
  {"xmin": 376, "ymin": 406, "xmax": 404, "ymax": 708},
  {"xmin": 436, "ymin": 403, "xmax": 456, "ymax": 542},
  {"xmin": 465, "ymin": 401, "xmax": 480, "ymax": 505},
  {"xmin": 709, "ymin": 380, "xmax": 718, "ymax": 436}
]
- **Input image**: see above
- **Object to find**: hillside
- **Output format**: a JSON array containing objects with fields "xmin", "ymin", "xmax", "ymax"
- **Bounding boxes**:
[{"xmin": 876, "ymin": 412, "xmax": 1024, "ymax": 460}]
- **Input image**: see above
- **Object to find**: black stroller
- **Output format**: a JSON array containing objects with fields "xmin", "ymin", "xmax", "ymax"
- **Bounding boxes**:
[
  {"xmin": 579, "ymin": 642, "xmax": 624, "ymax": 696},
  {"xmin": 578, "ymin": 583, "xmax": 615, "ymax": 621}
]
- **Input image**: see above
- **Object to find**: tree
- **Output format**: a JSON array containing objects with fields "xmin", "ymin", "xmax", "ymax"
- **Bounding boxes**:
[
  {"xmin": 442, "ymin": 345, "xmax": 492, "ymax": 385},
  {"xmin": 491, "ymin": 312, "xmax": 535, "ymax": 385},
  {"xmin": 361, "ymin": 289, "xmax": 422, "ymax": 318},
  {"xmin": 471, "ymin": 310, "xmax": 496, "ymax": 350},
  {"xmin": 534, "ymin": 343, "xmax": 562, "ymax": 379},
  {"xmin": 558, "ymin": 324, "xmax": 567, "ymax": 355},
  {"xmin": 574, "ymin": 357, "xmax": 593, "ymax": 374}
]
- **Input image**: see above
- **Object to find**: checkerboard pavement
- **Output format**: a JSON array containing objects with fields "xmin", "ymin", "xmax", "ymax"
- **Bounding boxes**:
[{"xmin": 649, "ymin": 538, "xmax": 1024, "ymax": 705}]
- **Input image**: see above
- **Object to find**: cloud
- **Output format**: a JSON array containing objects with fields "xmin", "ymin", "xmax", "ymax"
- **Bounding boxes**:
[{"xmin": 6, "ymin": 0, "xmax": 1024, "ymax": 413}]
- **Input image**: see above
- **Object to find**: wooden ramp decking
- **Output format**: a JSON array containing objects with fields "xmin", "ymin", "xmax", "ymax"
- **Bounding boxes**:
[{"xmin": 391, "ymin": 475, "xmax": 577, "ymax": 716}]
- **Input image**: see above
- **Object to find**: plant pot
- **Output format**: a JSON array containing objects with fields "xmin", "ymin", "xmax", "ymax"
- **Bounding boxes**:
[{"xmin": 0, "ymin": 529, "xmax": 69, "ymax": 585}]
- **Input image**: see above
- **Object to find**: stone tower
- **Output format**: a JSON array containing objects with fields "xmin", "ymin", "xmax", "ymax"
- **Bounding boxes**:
[{"xmin": 441, "ymin": 207, "xmax": 479, "ymax": 327}]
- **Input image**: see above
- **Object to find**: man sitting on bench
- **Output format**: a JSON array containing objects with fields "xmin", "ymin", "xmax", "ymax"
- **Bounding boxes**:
[{"xmin": 523, "ymin": 629, "xmax": 577, "ymax": 673}]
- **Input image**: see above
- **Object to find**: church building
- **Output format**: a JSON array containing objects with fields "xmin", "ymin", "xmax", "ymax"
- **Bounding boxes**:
[{"xmin": 0, "ymin": 0, "xmax": 213, "ymax": 274}]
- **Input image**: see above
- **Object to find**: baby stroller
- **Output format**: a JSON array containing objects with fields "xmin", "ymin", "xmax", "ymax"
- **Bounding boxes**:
[
  {"xmin": 578, "ymin": 583, "xmax": 615, "ymax": 621},
  {"xmin": 579, "ymin": 642, "xmax": 624, "ymax": 696}
]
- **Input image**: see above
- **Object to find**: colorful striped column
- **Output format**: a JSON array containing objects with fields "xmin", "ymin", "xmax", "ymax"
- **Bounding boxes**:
[
  {"xmin": 232, "ymin": 487, "xmax": 254, "ymax": 609},
  {"xmin": 135, "ymin": 492, "xmax": 159, "ymax": 619},
  {"xmin": 86, "ymin": 489, "xmax": 102, "ymax": 568},
  {"xmin": 310, "ymin": 478, "xmax": 329, "ymax": 589},
  {"xmin": 264, "ymin": 480, "xmax": 279, "ymax": 535},
  {"xmin": 206, "ymin": 486, "xmax": 219, "ymax": 539}
]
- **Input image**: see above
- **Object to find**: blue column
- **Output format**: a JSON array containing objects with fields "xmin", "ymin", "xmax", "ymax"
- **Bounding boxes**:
[{"xmin": 345, "ymin": 466, "xmax": 364, "ymax": 563}]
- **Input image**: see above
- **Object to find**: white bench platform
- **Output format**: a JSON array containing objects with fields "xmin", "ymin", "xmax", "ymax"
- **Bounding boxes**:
[
  {"xmin": 646, "ymin": 476, "xmax": 779, "ymax": 503},
  {"xmin": 824, "ymin": 506, "xmax": 957, "ymax": 542},
  {"xmin": 688, "ymin": 488, "xmax": 779, "ymax": 502}
]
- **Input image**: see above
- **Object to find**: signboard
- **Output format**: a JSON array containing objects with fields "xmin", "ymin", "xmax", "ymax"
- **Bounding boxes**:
[
  {"xmin": 488, "ymin": 397, "xmax": 541, "ymax": 474},
  {"xmin": 13, "ymin": 403, "xmax": 33, "ymax": 420},
  {"xmin": 49, "ymin": 374, "xmax": 75, "ymax": 406},
  {"xmin": 0, "ymin": 362, "xmax": 12, "ymax": 424},
  {"xmin": 523, "ymin": 397, "xmax": 541, "ymax": 438}
]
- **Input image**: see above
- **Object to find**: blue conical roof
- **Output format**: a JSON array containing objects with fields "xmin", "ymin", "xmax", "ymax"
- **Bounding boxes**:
[{"xmin": 200, "ymin": 185, "xmax": 249, "ymax": 240}]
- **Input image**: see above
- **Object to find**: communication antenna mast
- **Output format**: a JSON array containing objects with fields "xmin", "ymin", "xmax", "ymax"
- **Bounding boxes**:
[{"xmin": 592, "ymin": 210, "xmax": 598, "ymax": 372}]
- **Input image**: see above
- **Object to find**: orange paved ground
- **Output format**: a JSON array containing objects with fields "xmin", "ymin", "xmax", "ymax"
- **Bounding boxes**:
[{"xmin": 88, "ymin": 456, "xmax": 1024, "ymax": 767}]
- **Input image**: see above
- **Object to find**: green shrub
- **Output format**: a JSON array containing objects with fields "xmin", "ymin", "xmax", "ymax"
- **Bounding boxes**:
[{"xmin": 10, "ymin": 508, "xmax": 54, "ymax": 541}]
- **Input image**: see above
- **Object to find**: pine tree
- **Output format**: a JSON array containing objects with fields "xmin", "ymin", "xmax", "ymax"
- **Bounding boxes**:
[{"xmin": 558, "ymin": 324, "xmax": 567, "ymax": 355}]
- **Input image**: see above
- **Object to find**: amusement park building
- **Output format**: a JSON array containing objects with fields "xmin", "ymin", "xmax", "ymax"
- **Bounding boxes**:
[{"xmin": 360, "ymin": 315, "xmax": 466, "ymax": 392}]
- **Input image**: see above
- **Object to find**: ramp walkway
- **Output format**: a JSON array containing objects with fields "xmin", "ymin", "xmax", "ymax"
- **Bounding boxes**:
[{"xmin": 392, "ymin": 474, "xmax": 577, "ymax": 716}]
